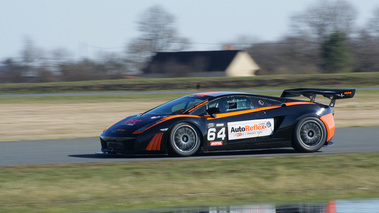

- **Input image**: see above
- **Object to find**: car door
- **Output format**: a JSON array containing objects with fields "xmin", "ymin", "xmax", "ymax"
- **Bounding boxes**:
[
  {"xmin": 248, "ymin": 96, "xmax": 284, "ymax": 144},
  {"xmin": 205, "ymin": 95, "xmax": 268, "ymax": 151}
]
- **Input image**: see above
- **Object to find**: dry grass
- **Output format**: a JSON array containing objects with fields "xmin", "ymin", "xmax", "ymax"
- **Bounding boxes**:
[
  {"xmin": 0, "ymin": 92, "xmax": 377, "ymax": 142},
  {"xmin": 334, "ymin": 93, "xmax": 379, "ymax": 127},
  {"xmin": 0, "ymin": 101, "xmax": 162, "ymax": 142}
]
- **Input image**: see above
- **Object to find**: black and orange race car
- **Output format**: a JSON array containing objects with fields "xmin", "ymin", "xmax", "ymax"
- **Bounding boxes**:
[{"xmin": 99, "ymin": 88, "xmax": 355, "ymax": 157}]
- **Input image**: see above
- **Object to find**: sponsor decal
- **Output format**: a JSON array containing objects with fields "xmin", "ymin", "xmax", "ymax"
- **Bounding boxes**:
[
  {"xmin": 336, "ymin": 91, "xmax": 353, "ymax": 98},
  {"xmin": 344, "ymin": 91, "xmax": 352, "ymax": 95},
  {"xmin": 210, "ymin": 141, "xmax": 223, "ymax": 146},
  {"xmin": 207, "ymin": 123, "xmax": 215, "ymax": 128},
  {"xmin": 337, "ymin": 91, "xmax": 353, "ymax": 98},
  {"xmin": 150, "ymin": 116, "xmax": 161, "ymax": 119},
  {"xmin": 228, "ymin": 118, "xmax": 274, "ymax": 140},
  {"xmin": 124, "ymin": 119, "xmax": 142, "ymax": 125}
]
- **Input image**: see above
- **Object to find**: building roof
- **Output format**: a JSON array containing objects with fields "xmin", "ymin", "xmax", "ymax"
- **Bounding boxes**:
[{"xmin": 144, "ymin": 50, "xmax": 241, "ymax": 73}]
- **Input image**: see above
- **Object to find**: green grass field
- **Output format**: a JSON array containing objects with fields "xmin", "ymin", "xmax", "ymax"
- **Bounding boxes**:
[{"xmin": 1, "ymin": 153, "xmax": 379, "ymax": 213}]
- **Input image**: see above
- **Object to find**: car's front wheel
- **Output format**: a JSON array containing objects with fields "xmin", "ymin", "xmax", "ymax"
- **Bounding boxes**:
[
  {"xmin": 169, "ymin": 123, "xmax": 201, "ymax": 157},
  {"xmin": 292, "ymin": 117, "xmax": 327, "ymax": 152}
]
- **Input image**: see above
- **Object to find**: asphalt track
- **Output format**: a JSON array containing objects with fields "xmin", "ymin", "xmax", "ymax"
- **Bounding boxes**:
[{"xmin": 0, "ymin": 127, "xmax": 378, "ymax": 166}]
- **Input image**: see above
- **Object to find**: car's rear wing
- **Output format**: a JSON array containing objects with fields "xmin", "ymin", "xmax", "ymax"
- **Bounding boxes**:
[{"xmin": 281, "ymin": 88, "xmax": 355, "ymax": 107}]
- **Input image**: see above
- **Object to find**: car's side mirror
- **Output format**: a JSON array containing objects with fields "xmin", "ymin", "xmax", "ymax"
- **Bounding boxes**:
[{"xmin": 207, "ymin": 107, "xmax": 220, "ymax": 118}]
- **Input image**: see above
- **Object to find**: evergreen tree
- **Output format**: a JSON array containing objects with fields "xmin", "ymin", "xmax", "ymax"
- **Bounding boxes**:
[{"xmin": 321, "ymin": 31, "xmax": 354, "ymax": 73}]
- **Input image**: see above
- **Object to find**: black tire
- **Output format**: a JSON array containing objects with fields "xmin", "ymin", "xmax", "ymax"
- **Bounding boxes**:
[
  {"xmin": 292, "ymin": 117, "xmax": 327, "ymax": 152},
  {"xmin": 169, "ymin": 123, "xmax": 201, "ymax": 157}
]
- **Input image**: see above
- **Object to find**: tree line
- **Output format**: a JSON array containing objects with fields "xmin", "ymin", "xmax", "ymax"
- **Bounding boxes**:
[
  {"xmin": 242, "ymin": 0, "xmax": 379, "ymax": 74},
  {"xmin": 1, "ymin": 0, "xmax": 379, "ymax": 83}
]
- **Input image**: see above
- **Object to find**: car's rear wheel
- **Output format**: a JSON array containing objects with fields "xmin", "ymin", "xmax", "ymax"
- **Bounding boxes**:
[
  {"xmin": 292, "ymin": 117, "xmax": 327, "ymax": 152},
  {"xmin": 169, "ymin": 123, "xmax": 200, "ymax": 157}
]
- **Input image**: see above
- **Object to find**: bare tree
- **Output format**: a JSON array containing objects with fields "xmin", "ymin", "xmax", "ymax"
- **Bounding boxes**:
[
  {"xmin": 351, "ymin": 6, "xmax": 379, "ymax": 72},
  {"xmin": 126, "ymin": 5, "xmax": 191, "ymax": 74},
  {"xmin": 136, "ymin": 5, "xmax": 190, "ymax": 52},
  {"xmin": 20, "ymin": 37, "xmax": 45, "ymax": 81},
  {"xmin": 50, "ymin": 48, "xmax": 71, "ymax": 65},
  {"xmin": 246, "ymin": 34, "xmax": 324, "ymax": 75},
  {"xmin": 351, "ymin": 30, "xmax": 379, "ymax": 72},
  {"xmin": 0, "ymin": 59, "xmax": 25, "ymax": 83},
  {"xmin": 59, "ymin": 59, "xmax": 99, "ymax": 81},
  {"xmin": 126, "ymin": 39, "xmax": 153, "ymax": 74},
  {"xmin": 96, "ymin": 52, "xmax": 127, "ymax": 79},
  {"xmin": 367, "ymin": 7, "xmax": 379, "ymax": 38},
  {"xmin": 290, "ymin": 0, "xmax": 357, "ymax": 44},
  {"xmin": 221, "ymin": 35, "xmax": 259, "ymax": 51}
]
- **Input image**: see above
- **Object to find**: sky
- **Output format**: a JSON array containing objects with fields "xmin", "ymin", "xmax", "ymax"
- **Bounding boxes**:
[{"xmin": 1, "ymin": 0, "xmax": 379, "ymax": 61}]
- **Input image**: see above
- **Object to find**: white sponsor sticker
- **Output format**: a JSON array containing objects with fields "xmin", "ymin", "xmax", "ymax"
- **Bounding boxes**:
[{"xmin": 228, "ymin": 118, "xmax": 274, "ymax": 140}]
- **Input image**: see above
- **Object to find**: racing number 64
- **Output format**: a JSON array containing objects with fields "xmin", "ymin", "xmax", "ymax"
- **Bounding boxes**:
[{"xmin": 207, "ymin": 127, "xmax": 226, "ymax": 141}]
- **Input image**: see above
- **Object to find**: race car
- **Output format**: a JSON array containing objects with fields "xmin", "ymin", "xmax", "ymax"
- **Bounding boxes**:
[{"xmin": 99, "ymin": 88, "xmax": 355, "ymax": 156}]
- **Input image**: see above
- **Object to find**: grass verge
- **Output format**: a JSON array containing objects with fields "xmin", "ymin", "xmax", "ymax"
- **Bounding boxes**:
[
  {"xmin": 1, "ymin": 72, "xmax": 378, "ymax": 94},
  {"xmin": 0, "ymin": 153, "xmax": 379, "ymax": 212},
  {"xmin": 0, "ymin": 88, "xmax": 377, "ymax": 104}
]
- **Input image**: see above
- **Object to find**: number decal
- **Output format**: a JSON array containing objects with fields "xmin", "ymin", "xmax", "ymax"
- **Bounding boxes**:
[
  {"xmin": 207, "ymin": 123, "xmax": 227, "ymax": 146},
  {"xmin": 207, "ymin": 127, "xmax": 226, "ymax": 141},
  {"xmin": 207, "ymin": 128, "xmax": 216, "ymax": 141},
  {"xmin": 217, "ymin": 127, "xmax": 226, "ymax": 140}
]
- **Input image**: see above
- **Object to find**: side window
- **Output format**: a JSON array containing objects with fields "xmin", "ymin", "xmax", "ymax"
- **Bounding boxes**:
[
  {"xmin": 249, "ymin": 97, "xmax": 282, "ymax": 108},
  {"xmin": 171, "ymin": 102, "xmax": 187, "ymax": 114},
  {"xmin": 208, "ymin": 96, "xmax": 253, "ymax": 113},
  {"xmin": 190, "ymin": 105, "xmax": 207, "ymax": 116},
  {"xmin": 208, "ymin": 97, "xmax": 229, "ymax": 113},
  {"xmin": 265, "ymin": 98, "xmax": 282, "ymax": 106}
]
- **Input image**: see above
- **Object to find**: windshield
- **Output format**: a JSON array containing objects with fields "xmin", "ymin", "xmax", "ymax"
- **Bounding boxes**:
[{"xmin": 144, "ymin": 95, "xmax": 207, "ymax": 116}]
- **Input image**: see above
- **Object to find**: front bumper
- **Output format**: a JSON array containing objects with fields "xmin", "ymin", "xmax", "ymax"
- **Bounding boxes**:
[{"xmin": 100, "ymin": 136, "xmax": 137, "ymax": 154}]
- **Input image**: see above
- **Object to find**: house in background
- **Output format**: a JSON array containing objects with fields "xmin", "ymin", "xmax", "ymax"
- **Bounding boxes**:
[{"xmin": 143, "ymin": 50, "xmax": 260, "ymax": 78}]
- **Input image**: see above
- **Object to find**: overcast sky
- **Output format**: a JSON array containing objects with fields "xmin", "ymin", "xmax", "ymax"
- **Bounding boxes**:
[{"xmin": 1, "ymin": 0, "xmax": 379, "ymax": 61}]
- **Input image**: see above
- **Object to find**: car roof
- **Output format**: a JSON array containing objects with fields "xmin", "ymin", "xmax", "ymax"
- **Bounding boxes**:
[
  {"xmin": 193, "ymin": 91, "xmax": 253, "ymax": 98},
  {"xmin": 192, "ymin": 91, "xmax": 289, "ymax": 103}
]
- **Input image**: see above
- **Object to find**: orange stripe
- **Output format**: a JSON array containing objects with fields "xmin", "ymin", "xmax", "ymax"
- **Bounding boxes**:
[
  {"xmin": 145, "ymin": 137, "xmax": 155, "ymax": 151},
  {"xmin": 146, "ymin": 133, "xmax": 164, "ymax": 151},
  {"xmin": 320, "ymin": 113, "xmax": 335, "ymax": 142},
  {"xmin": 154, "ymin": 133, "xmax": 163, "ymax": 150},
  {"xmin": 151, "ymin": 133, "xmax": 159, "ymax": 150},
  {"xmin": 206, "ymin": 106, "xmax": 280, "ymax": 120},
  {"xmin": 284, "ymin": 102, "xmax": 315, "ymax": 106},
  {"xmin": 188, "ymin": 100, "xmax": 209, "ymax": 113},
  {"xmin": 103, "ymin": 118, "xmax": 122, "ymax": 132},
  {"xmin": 136, "ymin": 102, "xmax": 317, "ymax": 133},
  {"xmin": 195, "ymin": 92, "xmax": 219, "ymax": 97},
  {"xmin": 133, "ymin": 115, "xmax": 201, "ymax": 134}
]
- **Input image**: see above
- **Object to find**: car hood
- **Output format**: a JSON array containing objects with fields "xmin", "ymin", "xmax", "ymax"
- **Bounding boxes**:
[{"xmin": 101, "ymin": 114, "xmax": 165, "ymax": 137}]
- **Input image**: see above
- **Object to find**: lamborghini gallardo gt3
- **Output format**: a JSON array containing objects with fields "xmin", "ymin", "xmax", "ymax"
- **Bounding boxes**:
[{"xmin": 99, "ymin": 88, "xmax": 355, "ymax": 156}]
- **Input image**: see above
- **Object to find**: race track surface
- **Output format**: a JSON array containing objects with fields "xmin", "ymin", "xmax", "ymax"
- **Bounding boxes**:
[{"xmin": 0, "ymin": 127, "xmax": 378, "ymax": 166}]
